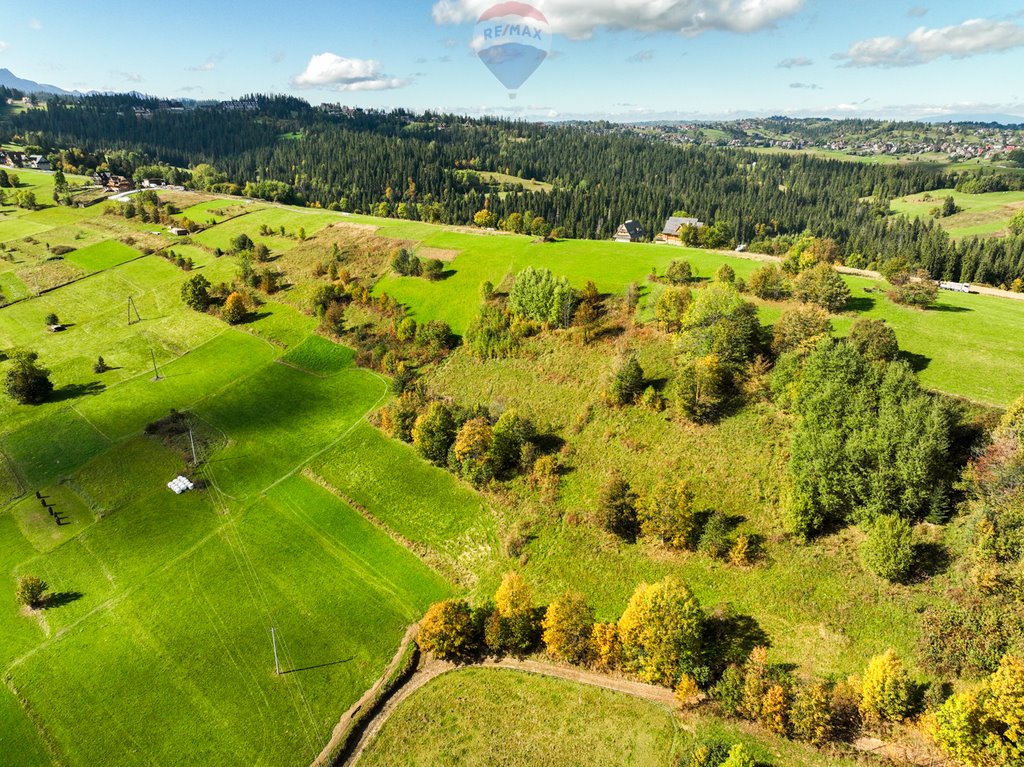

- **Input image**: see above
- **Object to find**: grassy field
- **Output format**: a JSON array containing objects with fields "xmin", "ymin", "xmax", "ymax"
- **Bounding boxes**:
[
  {"xmin": 1, "ymin": 187, "xmax": 1020, "ymax": 765},
  {"xmin": 64, "ymin": 239, "xmax": 141, "ymax": 272},
  {"xmin": 749, "ymin": 146, "xmax": 953, "ymax": 165},
  {"xmin": 890, "ymin": 187, "xmax": 1024, "ymax": 238},
  {"xmin": 309, "ymin": 423, "xmax": 505, "ymax": 590},
  {"xmin": 364, "ymin": 218, "xmax": 1024, "ymax": 405},
  {"xmin": 474, "ymin": 170, "xmax": 554, "ymax": 193},
  {"xmin": 0, "ymin": 333, "xmax": 452, "ymax": 767},
  {"xmin": 424, "ymin": 329, "xmax": 947, "ymax": 679},
  {"xmin": 0, "ymin": 193, "xmax": 462, "ymax": 766},
  {"xmin": 360, "ymin": 668, "xmax": 860, "ymax": 767}
]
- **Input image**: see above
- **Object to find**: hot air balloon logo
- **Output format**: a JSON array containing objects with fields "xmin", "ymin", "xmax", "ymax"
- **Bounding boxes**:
[{"xmin": 474, "ymin": 2, "xmax": 551, "ymax": 98}]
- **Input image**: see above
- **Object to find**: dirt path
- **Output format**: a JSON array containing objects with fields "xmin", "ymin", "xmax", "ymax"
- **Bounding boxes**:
[
  {"xmin": 330, "ymin": 634, "xmax": 676, "ymax": 767},
  {"xmin": 705, "ymin": 247, "xmax": 1024, "ymax": 302},
  {"xmin": 310, "ymin": 624, "xmax": 419, "ymax": 767}
]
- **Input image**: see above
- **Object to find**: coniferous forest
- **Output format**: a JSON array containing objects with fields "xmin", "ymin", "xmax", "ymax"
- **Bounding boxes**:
[{"xmin": 8, "ymin": 93, "xmax": 1024, "ymax": 285}]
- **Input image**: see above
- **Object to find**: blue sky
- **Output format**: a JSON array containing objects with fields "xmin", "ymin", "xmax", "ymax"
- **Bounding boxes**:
[{"xmin": 2, "ymin": 0, "xmax": 1023, "ymax": 120}]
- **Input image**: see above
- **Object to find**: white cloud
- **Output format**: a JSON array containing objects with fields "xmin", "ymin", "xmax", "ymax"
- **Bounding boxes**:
[
  {"xmin": 907, "ymin": 6, "xmax": 928, "ymax": 17},
  {"xmin": 432, "ymin": 0, "xmax": 804, "ymax": 39},
  {"xmin": 188, "ymin": 55, "xmax": 223, "ymax": 72},
  {"xmin": 292, "ymin": 53, "xmax": 408, "ymax": 91},
  {"xmin": 0, "ymin": 41, "xmax": 8, "ymax": 52},
  {"xmin": 834, "ymin": 18, "xmax": 1024, "ymax": 68},
  {"xmin": 29, "ymin": 19, "xmax": 42, "ymax": 31},
  {"xmin": 777, "ymin": 56, "xmax": 812, "ymax": 68},
  {"xmin": 789, "ymin": 81, "xmax": 821, "ymax": 89},
  {"xmin": 113, "ymin": 71, "xmax": 142, "ymax": 83},
  {"xmin": 627, "ymin": 49, "xmax": 655, "ymax": 63}
]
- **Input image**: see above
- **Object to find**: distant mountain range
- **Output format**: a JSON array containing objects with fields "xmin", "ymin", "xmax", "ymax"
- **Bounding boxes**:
[
  {"xmin": 922, "ymin": 112, "xmax": 1024, "ymax": 126},
  {"xmin": 0, "ymin": 68, "xmax": 73, "ymax": 95},
  {"xmin": 2, "ymin": 68, "xmax": 1023, "ymax": 127}
]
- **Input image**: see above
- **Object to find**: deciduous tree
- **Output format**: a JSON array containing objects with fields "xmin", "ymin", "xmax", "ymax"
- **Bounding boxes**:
[
  {"xmin": 771, "ymin": 304, "xmax": 832, "ymax": 355},
  {"xmin": 418, "ymin": 599, "xmax": 476, "ymax": 660},
  {"xmin": 860, "ymin": 649, "xmax": 914, "ymax": 722},
  {"xmin": 4, "ymin": 351, "xmax": 53, "ymax": 405},
  {"xmin": 618, "ymin": 575, "xmax": 704, "ymax": 686},
  {"xmin": 861, "ymin": 515, "xmax": 915, "ymax": 582},
  {"xmin": 180, "ymin": 273, "xmax": 212, "ymax": 311},
  {"xmin": 222, "ymin": 292, "xmax": 248, "ymax": 324},
  {"xmin": 412, "ymin": 401, "xmax": 457, "ymax": 465},
  {"xmin": 15, "ymin": 575, "xmax": 48, "ymax": 608},
  {"xmin": 542, "ymin": 590, "xmax": 595, "ymax": 665}
]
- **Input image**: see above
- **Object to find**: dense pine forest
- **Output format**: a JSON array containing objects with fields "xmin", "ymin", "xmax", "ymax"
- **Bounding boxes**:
[{"xmin": 7, "ymin": 93, "xmax": 1024, "ymax": 284}]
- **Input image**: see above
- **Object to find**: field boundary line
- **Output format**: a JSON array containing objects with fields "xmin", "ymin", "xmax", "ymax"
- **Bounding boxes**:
[
  {"xmin": 4, "ymin": 508, "xmax": 244, "ymax": 673},
  {"xmin": 68, "ymin": 403, "xmax": 113, "ymax": 444},
  {"xmin": 311, "ymin": 624, "xmax": 419, "ymax": 767},
  {"xmin": 257, "ymin": 370, "xmax": 390, "ymax": 498},
  {"xmin": 3, "ymin": 674, "xmax": 70, "ymax": 767}
]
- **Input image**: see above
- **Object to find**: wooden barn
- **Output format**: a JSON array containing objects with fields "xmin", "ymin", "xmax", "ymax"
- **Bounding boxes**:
[
  {"xmin": 614, "ymin": 220, "xmax": 646, "ymax": 243},
  {"xmin": 657, "ymin": 216, "xmax": 704, "ymax": 243}
]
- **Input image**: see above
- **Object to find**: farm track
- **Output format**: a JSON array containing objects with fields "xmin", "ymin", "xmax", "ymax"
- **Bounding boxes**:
[
  {"xmin": 702, "ymin": 246, "xmax": 1024, "ymax": 302},
  {"xmin": 317, "ymin": 624, "xmax": 675, "ymax": 767}
]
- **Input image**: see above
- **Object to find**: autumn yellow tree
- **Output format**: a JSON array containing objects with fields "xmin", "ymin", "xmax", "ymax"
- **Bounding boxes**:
[
  {"xmin": 933, "ymin": 654, "xmax": 1023, "ymax": 766},
  {"xmin": 860, "ymin": 649, "xmax": 914, "ymax": 722},
  {"xmin": 591, "ymin": 622, "xmax": 621, "ymax": 670},
  {"xmin": 542, "ymin": 590, "xmax": 595, "ymax": 665},
  {"xmin": 418, "ymin": 599, "xmax": 475, "ymax": 660},
  {"xmin": 222, "ymin": 291, "xmax": 248, "ymax": 324},
  {"xmin": 487, "ymin": 571, "xmax": 538, "ymax": 654},
  {"xmin": 618, "ymin": 575, "xmax": 704, "ymax": 686},
  {"xmin": 453, "ymin": 417, "xmax": 494, "ymax": 484}
]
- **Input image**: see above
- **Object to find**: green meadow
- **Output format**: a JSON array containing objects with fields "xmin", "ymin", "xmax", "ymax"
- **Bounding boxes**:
[
  {"xmin": 0, "ymin": 192, "xmax": 460, "ymax": 766},
  {"xmin": 360, "ymin": 668, "xmax": 859, "ymax": 767},
  {"xmin": 890, "ymin": 187, "xmax": 1024, "ymax": 238},
  {"xmin": 366, "ymin": 219, "xmax": 1024, "ymax": 405},
  {"xmin": 1, "ymin": 184, "xmax": 1022, "ymax": 766}
]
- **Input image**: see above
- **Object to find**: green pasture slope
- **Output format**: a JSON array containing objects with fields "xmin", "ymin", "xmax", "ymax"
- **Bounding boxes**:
[
  {"xmin": 890, "ymin": 187, "xmax": 1024, "ymax": 238},
  {"xmin": 361, "ymin": 668, "xmax": 859, "ymax": 767},
  {"xmin": 1, "ymin": 187, "xmax": 1022, "ymax": 764},
  {"xmin": 0, "ymin": 196, "xmax": 455, "ymax": 766},
  {"xmin": 365, "ymin": 217, "xmax": 1024, "ymax": 406}
]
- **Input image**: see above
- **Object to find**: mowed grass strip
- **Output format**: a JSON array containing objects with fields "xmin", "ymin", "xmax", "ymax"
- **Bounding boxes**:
[
  {"xmin": 74, "ymin": 330, "xmax": 278, "ymax": 443},
  {"xmin": 3, "ymin": 408, "xmax": 112, "ymax": 488},
  {"xmin": 197, "ymin": 358, "xmax": 387, "ymax": 498},
  {"xmin": 4, "ymin": 475, "xmax": 450, "ymax": 767},
  {"xmin": 0, "ymin": 685, "xmax": 51, "ymax": 767},
  {"xmin": 311, "ymin": 422, "xmax": 505, "ymax": 588},
  {"xmin": 192, "ymin": 207, "xmax": 342, "ymax": 253},
  {"xmin": 63, "ymin": 239, "xmax": 141, "ymax": 272},
  {"xmin": 0, "ymin": 215, "xmax": 52, "ymax": 243},
  {"xmin": 0, "ymin": 270, "xmax": 30, "ymax": 303},
  {"xmin": 279, "ymin": 335, "xmax": 355, "ymax": 376}
]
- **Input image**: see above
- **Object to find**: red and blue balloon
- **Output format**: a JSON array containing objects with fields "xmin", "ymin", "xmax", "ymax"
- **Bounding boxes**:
[{"xmin": 475, "ymin": 2, "xmax": 551, "ymax": 97}]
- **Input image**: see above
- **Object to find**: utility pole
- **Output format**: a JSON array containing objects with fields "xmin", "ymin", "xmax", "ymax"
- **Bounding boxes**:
[
  {"xmin": 150, "ymin": 349, "xmax": 162, "ymax": 381},
  {"xmin": 271, "ymin": 626, "xmax": 281, "ymax": 675},
  {"xmin": 128, "ymin": 296, "xmax": 141, "ymax": 325},
  {"xmin": 188, "ymin": 428, "xmax": 198, "ymax": 465}
]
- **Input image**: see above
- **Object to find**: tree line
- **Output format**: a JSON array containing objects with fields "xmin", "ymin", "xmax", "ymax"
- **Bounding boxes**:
[{"xmin": 8, "ymin": 94, "xmax": 1024, "ymax": 284}]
